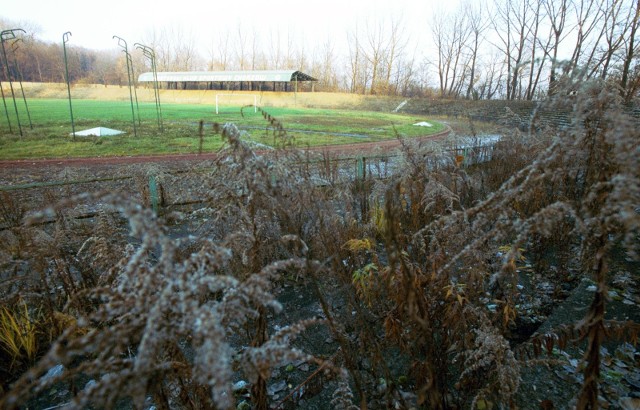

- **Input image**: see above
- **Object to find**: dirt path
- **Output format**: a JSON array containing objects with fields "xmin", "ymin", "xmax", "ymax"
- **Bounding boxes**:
[{"xmin": 0, "ymin": 128, "xmax": 451, "ymax": 170}]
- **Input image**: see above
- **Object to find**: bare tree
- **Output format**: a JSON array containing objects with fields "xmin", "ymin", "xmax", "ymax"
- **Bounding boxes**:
[
  {"xmin": 566, "ymin": 0, "xmax": 604, "ymax": 78},
  {"xmin": 431, "ymin": 7, "xmax": 472, "ymax": 97},
  {"xmin": 479, "ymin": 51, "xmax": 507, "ymax": 99},
  {"xmin": 267, "ymin": 28, "xmax": 282, "ymax": 69},
  {"xmin": 235, "ymin": 23, "xmax": 248, "ymax": 70},
  {"xmin": 88, "ymin": 50, "xmax": 120, "ymax": 85},
  {"xmin": 541, "ymin": 0, "xmax": 570, "ymax": 94},
  {"xmin": 207, "ymin": 31, "xmax": 231, "ymax": 70},
  {"xmin": 147, "ymin": 25, "xmax": 201, "ymax": 73},
  {"xmin": 382, "ymin": 16, "xmax": 408, "ymax": 94},
  {"xmin": 346, "ymin": 24, "xmax": 366, "ymax": 93},
  {"xmin": 363, "ymin": 19, "xmax": 387, "ymax": 94},
  {"xmin": 250, "ymin": 27, "xmax": 260, "ymax": 71},
  {"xmin": 464, "ymin": 0, "xmax": 489, "ymax": 98},
  {"xmin": 524, "ymin": 1, "xmax": 547, "ymax": 100},
  {"xmin": 589, "ymin": 0, "xmax": 631, "ymax": 79},
  {"xmin": 491, "ymin": 0, "xmax": 536, "ymax": 100},
  {"xmin": 310, "ymin": 37, "xmax": 340, "ymax": 91},
  {"xmin": 619, "ymin": 0, "xmax": 640, "ymax": 102},
  {"xmin": 284, "ymin": 28, "xmax": 297, "ymax": 69},
  {"xmin": 394, "ymin": 53, "xmax": 418, "ymax": 96},
  {"xmin": 345, "ymin": 16, "xmax": 413, "ymax": 95}
]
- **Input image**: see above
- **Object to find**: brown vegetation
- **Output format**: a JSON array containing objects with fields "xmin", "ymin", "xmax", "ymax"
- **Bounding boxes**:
[{"xmin": 0, "ymin": 78, "xmax": 638, "ymax": 409}]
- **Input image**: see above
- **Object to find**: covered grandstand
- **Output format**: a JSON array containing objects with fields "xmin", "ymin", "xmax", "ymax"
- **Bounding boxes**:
[{"xmin": 138, "ymin": 70, "xmax": 317, "ymax": 92}]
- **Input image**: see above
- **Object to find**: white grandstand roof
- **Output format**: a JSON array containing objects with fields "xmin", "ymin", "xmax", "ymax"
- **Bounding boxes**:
[{"xmin": 138, "ymin": 70, "xmax": 317, "ymax": 83}]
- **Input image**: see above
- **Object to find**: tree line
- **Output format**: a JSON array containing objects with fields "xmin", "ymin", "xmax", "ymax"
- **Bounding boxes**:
[{"xmin": 1, "ymin": 0, "xmax": 638, "ymax": 101}]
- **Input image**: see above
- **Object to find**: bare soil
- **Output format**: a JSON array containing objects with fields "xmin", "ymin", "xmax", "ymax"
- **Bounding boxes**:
[{"xmin": 0, "ymin": 128, "xmax": 451, "ymax": 172}]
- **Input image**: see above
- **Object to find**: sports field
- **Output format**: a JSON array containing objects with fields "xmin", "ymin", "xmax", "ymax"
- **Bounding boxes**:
[{"xmin": 0, "ymin": 96, "xmax": 446, "ymax": 160}]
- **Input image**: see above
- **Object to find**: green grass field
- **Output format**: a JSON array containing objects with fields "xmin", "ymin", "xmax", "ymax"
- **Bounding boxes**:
[{"xmin": 0, "ymin": 99, "xmax": 446, "ymax": 160}]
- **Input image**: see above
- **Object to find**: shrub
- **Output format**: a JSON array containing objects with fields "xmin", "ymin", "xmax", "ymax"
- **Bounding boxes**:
[{"xmin": 1, "ymin": 78, "xmax": 638, "ymax": 409}]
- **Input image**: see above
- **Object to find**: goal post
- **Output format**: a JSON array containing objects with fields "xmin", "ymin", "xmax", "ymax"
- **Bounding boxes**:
[{"xmin": 215, "ymin": 94, "xmax": 258, "ymax": 114}]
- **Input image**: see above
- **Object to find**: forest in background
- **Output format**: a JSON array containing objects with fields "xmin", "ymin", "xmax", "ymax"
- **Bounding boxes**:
[{"xmin": 1, "ymin": 0, "xmax": 639, "ymax": 101}]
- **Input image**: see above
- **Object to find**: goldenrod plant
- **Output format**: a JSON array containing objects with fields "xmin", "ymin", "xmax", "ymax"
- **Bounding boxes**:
[{"xmin": 0, "ymin": 302, "xmax": 38, "ymax": 366}]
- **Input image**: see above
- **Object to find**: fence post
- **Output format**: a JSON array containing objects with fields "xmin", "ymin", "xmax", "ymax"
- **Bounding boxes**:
[
  {"xmin": 356, "ymin": 157, "xmax": 365, "ymax": 181},
  {"xmin": 149, "ymin": 175, "xmax": 159, "ymax": 214}
]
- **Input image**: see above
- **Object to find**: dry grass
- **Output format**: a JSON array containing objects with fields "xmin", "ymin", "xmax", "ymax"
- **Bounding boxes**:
[
  {"xmin": 0, "ymin": 302, "xmax": 38, "ymax": 366},
  {"xmin": 0, "ymin": 78, "xmax": 638, "ymax": 409},
  {"xmin": 20, "ymin": 82, "xmax": 377, "ymax": 108}
]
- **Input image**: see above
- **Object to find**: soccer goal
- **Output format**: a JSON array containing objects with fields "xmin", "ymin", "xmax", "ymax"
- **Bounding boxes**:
[{"xmin": 215, "ymin": 94, "xmax": 258, "ymax": 114}]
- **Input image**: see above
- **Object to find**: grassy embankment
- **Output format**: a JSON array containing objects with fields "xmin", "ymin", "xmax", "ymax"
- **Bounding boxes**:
[{"xmin": 0, "ymin": 83, "xmax": 445, "ymax": 160}]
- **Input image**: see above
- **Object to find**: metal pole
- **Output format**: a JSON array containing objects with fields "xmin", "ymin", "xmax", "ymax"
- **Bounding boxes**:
[
  {"xmin": 0, "ymin": 29, "xmax": 25, "ymax": 137},
  {"xmin": 11, "ymin": 39, "xmax": 32, "ymax": 129},
  {"xmin": 0, "ymin": 54, "xmax": 12, "ymax": 133},
  {"xmin": 153, "ymin": 53, "xmax": 163, "ymax": 131},
  {"xmin": 135, "ymin": 43, "xmax": 163, "ymax": 132},
  {"xmin": 153, "ymin": 54, "xmax": 163, "ymax": 131},
  {"xmin": 62, "ymin": 32, "xmax": 76, "ymax": 139},
  {"xmin": 113, "ymin": 35, "xmax": 137, "ymax": 137},
  {"xmin": 128, "ymin": 51, "xmax": 141, "ymax": 126}
]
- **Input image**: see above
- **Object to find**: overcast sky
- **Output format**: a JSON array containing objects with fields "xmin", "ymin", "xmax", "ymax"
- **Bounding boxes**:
[{"xmin": 1, "ymin": 0, "xmax": 456, "ymax": 53}]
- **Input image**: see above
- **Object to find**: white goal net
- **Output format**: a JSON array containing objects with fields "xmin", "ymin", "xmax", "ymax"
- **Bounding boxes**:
[{"xmin": 215, "ymin": 94, "xmax": 258, "ymax": 114}]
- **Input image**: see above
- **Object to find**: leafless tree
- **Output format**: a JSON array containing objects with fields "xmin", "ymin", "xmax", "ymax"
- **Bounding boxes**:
[
  {"xmin": 87, "ymin": 50, "xmax": 120, "ymax": 85},
  {"xmin": 587, "ymin": 0, "xmax": 631, "ymax": 79},
  {"xmin": 522, "ymin": 1, "xmax": 547, "ymax": 100},
  {"xmin": 250, "ymin": 27, "xmax": 260, "ymax": 71},
  {"xmin": 207, "ymin": 31, "xmax": 231, "ymax": 70},
  {"xmin": 235, "ymin": 22, "xmax": 249, "ymax": 70},
  {"xmin": 464, "ymin": 0, "xmax": 489, "ymax": 99},
  {"xmin": 431, "ymin": 7, "xmax": 472, "ymax": 97},
  {"xmin": 394, "ymin": 53, "xmax": 418, "ymax": 96},
  {"xmin": 363, "ymin": 19, "xmax": 387, "ymax": 94},
  {"xmin": 283, "ymin": 28, "xmax": 297, "ymax": 69},
  {"xmin": 382, "ymin": 16, "xmax": 408, "ymax": 94},
  {"xmin": 480, "ymin": 52, "xmax": 507, "ymax": 99},
  {"xmin": 294, "ymin": 34, "xmax": 307, "ymax": 71},
  {"xmin": 541, "ymin": 0, "xmax": 570, "ymax": 94},
  {"xmin": 344, "ymin": 15, "xmax": 412, "ymax": 95},
  {"xmin": 308, "ymin": 37, "xmax": 340, "ymax": 91},
  {"xmin": 491, "ymin": 0, "xmax": 536, "ymax": 100},
  {"xmin": 147, "ymin": 25, "xmax": 200, "ymax": 72},
  {"xmin": 346, "ymin": 24, "xmax": 365, "ymax": 93},
  {"xmin": 564, "ymin": 0, "xmax": 603, "ymax": 78},
  {"xmin": 267, "ymin": 28, "xmax": 282, "ymax": 70},
  {"xmin": 619, "ymin": 0, "xmax": 640, "ymax": 102}
]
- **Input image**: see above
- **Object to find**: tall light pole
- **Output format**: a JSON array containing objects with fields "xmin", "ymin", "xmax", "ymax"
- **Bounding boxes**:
[
  {"xmin": 0, "ymin": 48, "xmax": 12, "ymax": 134},
  {"xmin": 62, "ymin": 32, "xmax": 76, "ymax": 139},
  {"xmin": 113, "ymin": 35, "xmax": 137, "ymax": 137},
  {"xmin": 135, "ymin": 42, "xmax": 163, "ymax": 132},
  {"xmin": 11, "ymin": 39, "xmax": 32, "ymax": 130},
  {"xmin": 0, "ymin": 29, "xmax": 26, "ymax": 136}
]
